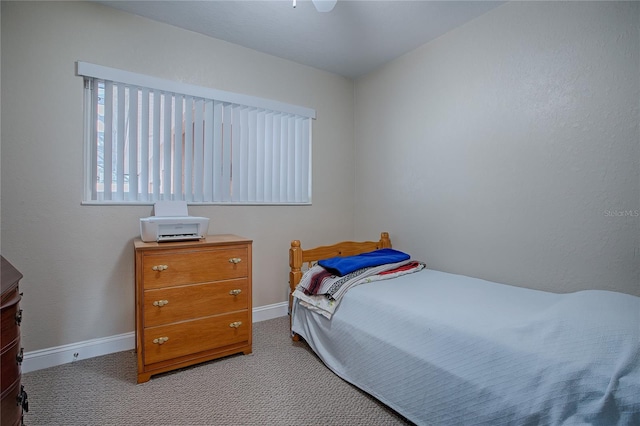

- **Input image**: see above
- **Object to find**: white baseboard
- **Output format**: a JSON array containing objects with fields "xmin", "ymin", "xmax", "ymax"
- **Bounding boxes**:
[
  {"xmin": 22, "ymin": 332, "xmax": 136, "ymax": 374},
  {"xmin": 23, "ymin": 302, "xmax": 288, "ymax": 374},
  {"xmin": 252, "ymin": 301, "xmax": 288, "ymax": 322}
]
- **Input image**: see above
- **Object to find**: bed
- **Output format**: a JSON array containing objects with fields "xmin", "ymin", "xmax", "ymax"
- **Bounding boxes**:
[{"xmin": 288, "ymin": 232, "xmax": 640, "ymax": 425}]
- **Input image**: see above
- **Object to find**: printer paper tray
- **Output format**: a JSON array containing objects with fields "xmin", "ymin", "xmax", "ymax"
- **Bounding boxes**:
[{"xmin": 157, "ymin": 234, "xmax": 202, "ymax": 243}]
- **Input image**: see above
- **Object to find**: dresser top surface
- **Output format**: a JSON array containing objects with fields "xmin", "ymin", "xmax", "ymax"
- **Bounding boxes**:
[
  {"xmin": 1, "ymin": 256, "xmax": 23, "ymax": 296},
  {"xmin": 134, "ymin": 234, "xmax": 252, "ymax": 250}
]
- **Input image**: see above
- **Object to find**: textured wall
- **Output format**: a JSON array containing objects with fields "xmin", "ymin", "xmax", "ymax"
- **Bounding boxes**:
[
  {"xmin": 354, "ymin": 1, "xmax": 640, "ymax": 295},
  {"xmin": 1, "ymin": 1, "xmax": 355, "ymax": 351}
]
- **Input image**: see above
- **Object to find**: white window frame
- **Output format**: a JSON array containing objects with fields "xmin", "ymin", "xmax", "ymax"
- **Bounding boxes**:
[{"xmin": 78, "ymin": 61, "xmax": 315, "ymax": 205}]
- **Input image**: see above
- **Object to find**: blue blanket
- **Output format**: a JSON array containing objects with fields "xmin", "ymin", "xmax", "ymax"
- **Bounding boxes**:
[{"xmin": 318, "ymin": 248, "xmax": 410, "ymax": 276}]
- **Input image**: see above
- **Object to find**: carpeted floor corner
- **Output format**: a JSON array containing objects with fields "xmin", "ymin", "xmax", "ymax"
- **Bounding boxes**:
[{"xmin": 22, "ymin": 316, "xmax": 413, "ymax": 425}]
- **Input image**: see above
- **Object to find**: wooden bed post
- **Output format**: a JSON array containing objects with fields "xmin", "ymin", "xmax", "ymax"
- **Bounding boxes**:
[
  {"xmin": 380, "ymin": 232, "xmax": 391, "ymax": 249},
  {"xmin": 289, "ymin": 240, "xmax": 303, "ymax": 341}
]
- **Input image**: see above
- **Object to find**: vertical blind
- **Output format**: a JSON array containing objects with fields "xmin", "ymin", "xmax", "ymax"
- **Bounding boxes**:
[{"xmin": 78, "ymin": 62, "xmax": 314, "ymax": 204}]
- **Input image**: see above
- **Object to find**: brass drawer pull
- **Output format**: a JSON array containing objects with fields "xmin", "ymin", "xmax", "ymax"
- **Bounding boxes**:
[
  {"xmin": 228, "ymin": 258, "xmax": 242, "ymax": 264},
  {"xmin": 229, "ymin": 321, "xmax": 243, "ymax": 328},
  {"xmin": 151, "ymin": 265, "xmax": 169, "ymax": 271},
  {"xmin": 153, "ymin": 337, "xmax": 169, "ymax": 344},
  {"xmin": 229, "ymin": 289, "xmax": 242, "ymax": 296},
  {"xmin": 153, "ymin": 300, "xmax": 169, "ymax": 307},
  {"xmin": 17, "ymin": 385, "xmax": 28, "ymax": 411}
]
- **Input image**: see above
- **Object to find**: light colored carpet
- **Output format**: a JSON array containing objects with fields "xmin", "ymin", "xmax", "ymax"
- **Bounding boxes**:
[{"xmin": 22, "ymin": 316, "xmax": 413, "ymax": 425}]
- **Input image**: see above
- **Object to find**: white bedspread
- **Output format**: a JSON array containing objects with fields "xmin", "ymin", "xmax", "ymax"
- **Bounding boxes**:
[{"xmin": 291, "ymin": 269, "xmax": 640, "ymax": 425}]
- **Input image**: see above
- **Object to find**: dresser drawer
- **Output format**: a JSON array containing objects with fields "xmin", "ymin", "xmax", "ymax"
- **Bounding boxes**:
[
  {"xmin": 1, "ymin": 338, "xmax": 21, "ymax": 393},
  {"xmin": 143, "ymin": 279, "xmax": 249, "ymax": 327},
  {"xmin": 1, "ymin": 378, "xmax": 23, "ymax": 426},
  {"xmin": 142, "ymin": 246, "xmax": 248, "ymax": 289},
  {"xmin": 143, "ymin": 311, "xmax": 250, "ymax": 365},
  {"xmin": 1, "ymin": 291, "xmax": 21, "ymax": 349}
]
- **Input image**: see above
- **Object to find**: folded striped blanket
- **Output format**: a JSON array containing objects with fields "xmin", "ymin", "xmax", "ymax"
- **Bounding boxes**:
[
  {"xmin": 294, "ymin": 261, "xmax": 425, "ymax": 319},
  {"xmin": 298, "ymin": 259, "xmax": 411, "ymax": 299}
]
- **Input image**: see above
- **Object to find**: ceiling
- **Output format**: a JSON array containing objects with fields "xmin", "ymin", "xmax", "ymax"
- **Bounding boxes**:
[{"xmin": 98, "ymin": 0, "xmax": 504, "ymax": 79}]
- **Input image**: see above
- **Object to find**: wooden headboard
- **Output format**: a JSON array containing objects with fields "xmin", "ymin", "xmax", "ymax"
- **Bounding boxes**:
[{"xmin": 288, "ymin": 232, "xmax": 391, "ymax": 319}]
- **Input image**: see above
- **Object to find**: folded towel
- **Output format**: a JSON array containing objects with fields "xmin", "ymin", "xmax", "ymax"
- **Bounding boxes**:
[{"xmin": 318, "ymin": 248, "xmax": 410, "ymax": 276}]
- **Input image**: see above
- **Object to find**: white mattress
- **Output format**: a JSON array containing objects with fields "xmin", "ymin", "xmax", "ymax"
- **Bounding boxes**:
[{"xmin": 291, "ymin": 269, "xmax": 640, "ymax": 425}]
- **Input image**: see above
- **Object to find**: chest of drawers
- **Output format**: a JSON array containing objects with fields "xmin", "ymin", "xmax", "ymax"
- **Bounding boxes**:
[
  {"xmin": 1, "ymin": 256, "xmax": 28, "ymax": 426},
  {"xmin": 134, "ymin": 235, "xmax": 252, "ymax": 383}
]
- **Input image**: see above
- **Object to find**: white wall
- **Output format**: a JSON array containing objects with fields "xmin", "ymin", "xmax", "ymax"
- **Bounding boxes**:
[
  {"xmin": 1, "ymin": 1, "xmax": 356, "ymax": 352},
  {"xmin": 354, "ymin": 1, "xmax": 640, "ymax": 296},
  {"xmin": 3, "ymin": 0, "xmax": 639, "ymax": 360}
]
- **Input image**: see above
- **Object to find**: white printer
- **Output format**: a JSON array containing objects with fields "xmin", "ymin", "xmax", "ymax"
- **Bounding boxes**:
[{"xmin": 139, "ymin": 201, "xmax": 209, "ymax": 243}]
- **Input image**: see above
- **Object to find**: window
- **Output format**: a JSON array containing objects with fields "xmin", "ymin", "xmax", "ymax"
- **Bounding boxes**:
[{"xmin": 78, "ymin": 62, "xmax": 314, "ymax": 204}]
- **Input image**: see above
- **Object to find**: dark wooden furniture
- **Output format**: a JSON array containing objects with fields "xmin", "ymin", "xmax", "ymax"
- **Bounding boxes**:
[
  {"xmin": 1, "ymin": 256, "xmax": 28, "ymax": 426},
  {"xmin": 134, "ymin": 235, "xmax": 253, "ymax": 383}
]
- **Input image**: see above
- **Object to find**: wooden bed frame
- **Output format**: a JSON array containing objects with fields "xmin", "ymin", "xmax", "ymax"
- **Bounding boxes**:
[{"xmin": 288, "ymin": 232, "xmax": 391, "ymax": 339}]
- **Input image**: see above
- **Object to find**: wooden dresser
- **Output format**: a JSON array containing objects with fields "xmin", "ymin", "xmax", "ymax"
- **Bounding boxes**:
[
  {"xmin": 1, "ymin": 256, "xmax": 28, "ymax": 426},
  {"xmin": 134, "ymin": 235, "xmax": 252, "ymax": 383}
]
